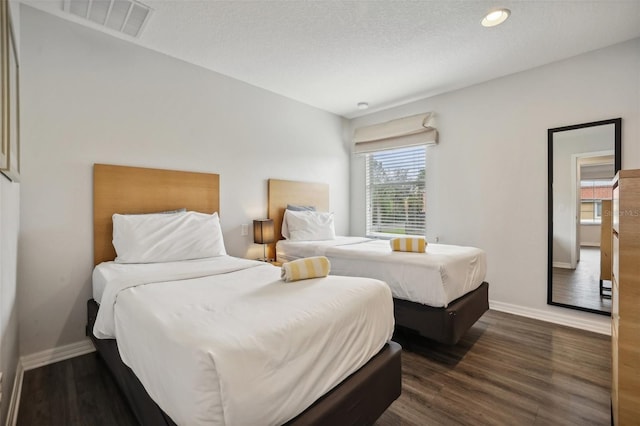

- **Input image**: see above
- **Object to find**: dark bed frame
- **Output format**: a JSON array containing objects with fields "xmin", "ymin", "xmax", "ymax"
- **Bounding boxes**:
[
  {"xmin": 89, "ymin": 164, "xmax": 402, "ymax": 425},
  {"xmin": 394, "ymin": 282, "xmax": 489, "ymax": 345},
  {"xmin": 267, "ymin": 179, "xmax": 490, "ymax": 345}
]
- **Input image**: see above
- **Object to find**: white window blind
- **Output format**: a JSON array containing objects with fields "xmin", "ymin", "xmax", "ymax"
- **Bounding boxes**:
[
  {"xmin": 354, "ymin": 112, "xmax": 437, "ymax": 154},
  {"xmin": 366, "ymin": 145, "xmax": 426, "ymax": 237}
]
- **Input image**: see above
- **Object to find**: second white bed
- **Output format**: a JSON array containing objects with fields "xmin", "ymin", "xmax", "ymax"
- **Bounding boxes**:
[{"xmin": 277, "ymin": 237, "xmax": 487, "ymax": 308}]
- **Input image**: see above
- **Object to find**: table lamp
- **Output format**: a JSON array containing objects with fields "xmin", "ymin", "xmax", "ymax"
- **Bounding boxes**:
[{"xmin": 253, "ymin": 219, "xmax": 275, "ymax": 262}]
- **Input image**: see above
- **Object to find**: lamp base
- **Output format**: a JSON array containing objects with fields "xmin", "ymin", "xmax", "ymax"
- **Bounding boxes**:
[{"xmin": 256, "ymin": 243, "xmax": 275, "ymax": 263}]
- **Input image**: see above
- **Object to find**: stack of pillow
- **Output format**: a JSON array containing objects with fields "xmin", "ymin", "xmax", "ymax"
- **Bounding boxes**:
[{"xmin": 282, "ymin": 204, "xmax": 336, "ymax": 241}]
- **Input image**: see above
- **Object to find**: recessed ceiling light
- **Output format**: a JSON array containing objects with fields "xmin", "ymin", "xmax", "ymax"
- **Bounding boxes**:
[
  {"xmin": 481, "ymin": 9, "xmax": 510, "ymax": 27},
  {"xmin": 357, "ymin": 102, "xmax": 369, "ymax": 110}
]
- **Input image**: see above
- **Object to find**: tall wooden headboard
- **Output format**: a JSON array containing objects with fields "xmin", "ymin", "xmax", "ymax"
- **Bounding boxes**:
[
  {"xmin": 93, "ymin": 164, "xmax": 220, "ymax": 265},
  {"xmin": 267, "ymin": 179, "xmax": 329, "ymax": 259}
]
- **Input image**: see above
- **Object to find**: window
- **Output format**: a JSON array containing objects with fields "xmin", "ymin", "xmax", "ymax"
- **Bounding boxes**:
[
  {"xmin": 580, "ymin": 179, "xmax": 612, "ymax": 224},
  {"xmin": 365, "ymin": 146, "xmax": 426, "ymax": 237}
]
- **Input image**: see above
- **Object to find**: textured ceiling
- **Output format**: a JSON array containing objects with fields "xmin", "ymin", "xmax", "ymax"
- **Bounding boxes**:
[{"xmin": 25, "ymin": 0, "xmax": 640, "ymax": 118}]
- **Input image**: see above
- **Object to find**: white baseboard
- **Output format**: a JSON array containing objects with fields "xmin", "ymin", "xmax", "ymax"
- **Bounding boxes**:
[
  {"xmin": 490, "ymin": 300, "xmax": 611, "ymax": 336},
  {"xmin": 5, "ymin": 361, "xmax": 23, "ymax": 426},
  {"xmin": 7, "ymin": 339, "xmax": 96, "ymax": 426},
  {"xmin": 552, "ymin": 261, "xmax": 573, "ymax": 269},
  {"xmin": 21, "ymin": 339, "xmax": 95, "ymax": 372}
]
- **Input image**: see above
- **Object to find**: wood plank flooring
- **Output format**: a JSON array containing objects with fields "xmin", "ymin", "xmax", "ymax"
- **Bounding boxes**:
[
  {"xmin": 378, "ymin": 311, "xmax": 611, "ymax": 425},
  {"xmin": 18, "ymin": 310, "xmax": 611, "ymax": 426},
  {"xmin": 17, "ymin": 352, "xmax": 138, "ymax": 426},
  {"xmin": 552, "ymin": 247, "xmax": 612, "ymax": 313}
]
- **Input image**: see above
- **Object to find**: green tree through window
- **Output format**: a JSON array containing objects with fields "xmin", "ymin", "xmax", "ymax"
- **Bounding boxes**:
[{"xmin": 366, "ymin": 146, "xmax": 426, "ymax": 236}]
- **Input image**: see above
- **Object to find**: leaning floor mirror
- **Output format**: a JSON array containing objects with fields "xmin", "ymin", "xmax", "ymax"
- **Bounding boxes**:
[{"xmin": 547, "ymin": 118, "xmax": 621, "ymax": 315}]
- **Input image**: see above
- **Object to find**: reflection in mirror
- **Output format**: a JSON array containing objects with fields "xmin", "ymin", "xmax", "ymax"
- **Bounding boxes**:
[{"xmin": 548, "ymin": 118, "xmax": 621, "ymax": 315}]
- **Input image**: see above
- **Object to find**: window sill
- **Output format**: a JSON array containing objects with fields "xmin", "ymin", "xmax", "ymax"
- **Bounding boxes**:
[{"xmin": 366, "ymin": 232, "xmax": 424, "ymax": 239}]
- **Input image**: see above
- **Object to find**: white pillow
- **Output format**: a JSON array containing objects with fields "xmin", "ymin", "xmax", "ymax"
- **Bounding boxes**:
[
  {"xmin": 280, "ymin": 205, "xmax": 316, "ymax": 239},
  {"xmin": 284, "ymin": 210, "xmax": 336, "ymax": 241},
  {"xmin": 113, "ymin": 211, "xmax": 226, "ymax": 263}
]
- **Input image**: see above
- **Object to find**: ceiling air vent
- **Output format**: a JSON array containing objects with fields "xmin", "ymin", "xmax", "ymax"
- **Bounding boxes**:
[{"xmin": 63, "ymin": 0, "xmax": 153, "ymax": 38}]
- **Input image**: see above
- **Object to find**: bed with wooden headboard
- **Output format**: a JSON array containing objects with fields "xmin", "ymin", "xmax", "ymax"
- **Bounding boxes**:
[
  {"xmin": 268, "ymin": 178, "xmax": 489, "ymax": 345},
  {"xmin": 267, "ymin": 178, "xmax": 330, "ymax": 260},
  {"xmin": 93, "ymin": 163, "xmax": 221, "ymax": 265},
  {"xmin": 88, "ymin": 164, "xmax": 401, "ymax": 426}
]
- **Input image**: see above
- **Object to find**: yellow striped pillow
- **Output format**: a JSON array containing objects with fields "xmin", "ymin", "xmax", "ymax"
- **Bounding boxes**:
[
  {"xmin": 281, "ymin": 256, "xmax": 331, "ymax": 282},
  {"xmin": 390, "ymin": 237, "xmax": 426, "ymax": 253}
]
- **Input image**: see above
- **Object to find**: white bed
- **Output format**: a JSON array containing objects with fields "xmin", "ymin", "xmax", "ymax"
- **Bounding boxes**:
[
  {"xmin": 89, "ymin": 164, "xmax": 401, "ymax": 426},
  {"xmin": 277, "ymin": 237, "xmax": 487, "ymax": 308},
  {"xmin": 93, "ymin": 255, "xmax": 394, "ymax": 426},
  {"xmin": 267, "ymin": 178, "xmax": 490, "ymax": 345}
]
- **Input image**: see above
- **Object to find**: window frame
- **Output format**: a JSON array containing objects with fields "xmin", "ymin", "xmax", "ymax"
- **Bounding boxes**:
[
  {"xmin": 364, "ymin": 145, "xmax": 426, "ymax": 238},
  {"xmin": 579, "ymin": 179, "xmax": 612, "ymax": 225}
]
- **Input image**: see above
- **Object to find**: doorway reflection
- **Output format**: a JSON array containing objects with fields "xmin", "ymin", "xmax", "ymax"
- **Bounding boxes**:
[{"xmin": 551, "ymin": 158, "xmax": 614, "ymax": 312}]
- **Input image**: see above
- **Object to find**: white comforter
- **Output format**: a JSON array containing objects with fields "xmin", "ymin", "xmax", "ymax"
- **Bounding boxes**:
[
  {"xmin": 277, "ymin": 237, "xmax": 487, "ymax": 307},
  {"xmin": 93, "ymin": 256, "xmax": 394, "ymax": 426}
]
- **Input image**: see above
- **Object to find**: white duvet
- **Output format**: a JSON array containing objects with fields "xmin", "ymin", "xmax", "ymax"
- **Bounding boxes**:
[
  {"xmin": 93, "ymin": 256, "xmax": 394, "ymax": 426},
  {"xmin": 277, "ymin": 237, "xmax": 487, "ymax": 307}
]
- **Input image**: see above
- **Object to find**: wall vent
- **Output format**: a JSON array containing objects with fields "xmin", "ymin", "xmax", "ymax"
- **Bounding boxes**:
[{"xmin": 63, "ymin": 0, "xmax": 153, "ymax": 38}]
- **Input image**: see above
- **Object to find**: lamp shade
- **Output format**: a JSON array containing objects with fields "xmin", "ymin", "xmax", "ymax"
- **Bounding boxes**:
[{"xmin": 253, "ymin": 219, "xmax": 275, "ymax": 244}]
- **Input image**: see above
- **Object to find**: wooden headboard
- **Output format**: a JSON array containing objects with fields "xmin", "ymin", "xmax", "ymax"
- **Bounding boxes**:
[
  {"xmin": 93, "ymin": 164, "xmax": 220, "ymax": 265},
  {"xmin": 267, "ymin": 179, "xmax": 329, "ymax": 259}
]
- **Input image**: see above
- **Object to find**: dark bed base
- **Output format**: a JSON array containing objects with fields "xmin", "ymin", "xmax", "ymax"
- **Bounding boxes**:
[
  {"xmin": 393, "ymin": 281, "xmax": 489, "ymax": 345},
  {"xmin": 87, "ymin": 299, "xmax": 402, "ymax": 425}
]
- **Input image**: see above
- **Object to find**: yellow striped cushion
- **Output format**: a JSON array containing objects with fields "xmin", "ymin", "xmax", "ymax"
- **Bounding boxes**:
[
  {"xmin": 390, "ymin": 237, "xmax": 426, "ymax": 253},
  {"xmin": 281, "ymin": 256, "xmax": 331, "ymax": 282}
]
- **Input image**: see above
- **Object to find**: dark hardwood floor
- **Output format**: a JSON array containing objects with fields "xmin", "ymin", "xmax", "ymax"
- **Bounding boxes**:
[
  {"xmin": 552, "ymin": 246, "xmax": 612, "ymax": 312},
  {"xmin": 17, "ymin": 352, "xmax": 137, "ymax": 426},
  {"xmin": 18, "ymin": 310, "xmax": 610, "ymax": 426},
  {"xmin": 378, "ymin": 310, "xmax": 610, "ymax": 425}
]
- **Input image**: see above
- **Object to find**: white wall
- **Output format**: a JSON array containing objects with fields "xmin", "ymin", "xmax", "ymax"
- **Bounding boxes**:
[
  {"xmin": 580, "ymin": 225, "xmax": 600, "ymax": 247},
  {"xmin": 18, "ymin": 5, "xmax": 350, "ymax": 356},
  {"xmin": 0, "ymin": 1, "xmax": 21, "ymax": 423},
  {"xmin": 350, "ymin": 38, "xmax": 639, "ymax": 328},
  {"xmin": 0, "ymin": 178, "xmax": 19, "ymax": 423}
]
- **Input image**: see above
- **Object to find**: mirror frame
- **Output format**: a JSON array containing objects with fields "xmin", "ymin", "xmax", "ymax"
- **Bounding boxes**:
[{"xmin": 547, "ymin": 117, "xmax": 621, "ymax": 315}]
